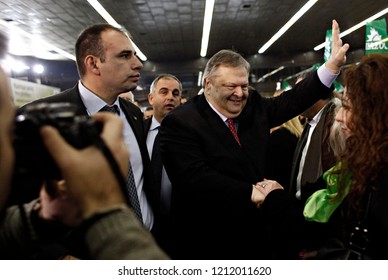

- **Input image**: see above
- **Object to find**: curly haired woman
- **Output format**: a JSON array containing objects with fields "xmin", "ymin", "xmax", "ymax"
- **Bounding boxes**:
[{"xmin": 252, "ymin": 53, "xmax": 388, "ymax": 259}]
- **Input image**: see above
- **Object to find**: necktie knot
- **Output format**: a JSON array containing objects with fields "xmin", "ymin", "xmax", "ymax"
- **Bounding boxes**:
[{"xmin": 100, "ymin": 104, "xmax": 120, "ymax": 115}]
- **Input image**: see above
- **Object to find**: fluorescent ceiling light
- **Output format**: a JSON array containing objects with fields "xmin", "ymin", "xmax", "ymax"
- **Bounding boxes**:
[
  {"xmin": 258, "ymin": 0, "xmax": 318, "ymax": 54},
  {"xmin": 314, "ymin": 7, "xmax": 388, "ymax": 51},
  {"xmin": 257, "ymin": 66, "xmax": 285, "ymax": 83},
  {"xmin": 200, "ymin": 0, "xmax": 215, "ymax": 57},
  {"xmin": 33, "ymin": 64, "xmax": 44, "ymax": 74},
  {"xmin": 0, "ymin": 19, "xmax": 76, "ymax": 60},
  {"xmin": 197, "ymin": 71, "xmax": 203, "ymax": 87},
  {"xmin": 87, "ymin": 0, "xmax": 147, "ymax": 61}
]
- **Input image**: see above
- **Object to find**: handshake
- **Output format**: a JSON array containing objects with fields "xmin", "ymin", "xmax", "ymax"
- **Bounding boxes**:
[{"xmin": 251, "ymin": 179, "xmax": 284, "ymax": 207}]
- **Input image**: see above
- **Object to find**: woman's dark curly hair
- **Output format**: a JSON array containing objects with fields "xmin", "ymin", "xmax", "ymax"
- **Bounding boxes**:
[{"xmin": 339, "ymin": 53, "xmax": 388, "ymax": 217}]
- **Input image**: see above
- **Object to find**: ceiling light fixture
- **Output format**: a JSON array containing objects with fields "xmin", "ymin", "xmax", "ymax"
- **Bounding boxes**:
[
  {"xmin": 197, "ymin": 71, "xmax": 203, "ymax": 87},
  {"xmin": 0, "ymin": 19, "xmax": 76, "ymax": 60},
  {"xmin": 314, "ymin": 7, "xmax": 388, "ymax": 51},
  {"xmin": 200, "ymin": 0, "xmax": 215, "ymax": 57},
  {"xmin": 258, "ymin": 0, "xmax": 318, "ymax": 54},
  {"xmin": 33, "ymin": 64, "xmax": 44, "ymax": 74},
  {"xmin": 257, "ymin": 66, "xmax": 285, "ymax": 83},
  {"xmin": 87, "ymin": 0, "xmax": 147, "ymax": 61}
]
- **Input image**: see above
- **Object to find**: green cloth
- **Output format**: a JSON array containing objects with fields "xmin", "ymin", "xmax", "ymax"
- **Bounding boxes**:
[{"xmin": 303, "ymin": 162, "xmax": 351, "ymax": 223}]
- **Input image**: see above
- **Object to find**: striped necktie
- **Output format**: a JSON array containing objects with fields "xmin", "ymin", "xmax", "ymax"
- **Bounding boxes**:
[
  {"xmin": 227, "ymin": 118, "xmax": 241, "ymax": 146},
  {"xmin": 99, "ymin": 105, "xmax": 143, "ymax": 222}
]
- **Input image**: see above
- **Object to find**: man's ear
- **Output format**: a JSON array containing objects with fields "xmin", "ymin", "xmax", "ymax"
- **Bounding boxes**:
[
  {"xmin": 148, "ymin": 93, "xmax": 154, "ymax": 105},
  {"xmin": 204, "ymin": 78, "xmax": 212, "ymax": 94},
  {"xmin": 85, "ymin": 55, "xmax": 100, "ymax": 75}
]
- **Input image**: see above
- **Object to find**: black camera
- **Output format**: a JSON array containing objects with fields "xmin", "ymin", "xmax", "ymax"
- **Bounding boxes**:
[{"xmin": 10, "ymin": 102, "xmax": 102, "ymax": 205}]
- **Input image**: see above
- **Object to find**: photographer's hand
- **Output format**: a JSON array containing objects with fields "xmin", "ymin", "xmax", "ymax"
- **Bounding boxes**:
[
  {"xmin": 38, "ymin": 180, "xmax": 82, "ymax": 227},
  {"xmin": 40, "ymin": 112, "xmax": 129, "ymax": 219}
]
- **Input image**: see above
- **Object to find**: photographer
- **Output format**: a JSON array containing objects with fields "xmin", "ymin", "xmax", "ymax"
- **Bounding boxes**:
[{"xmin": 0, "ymin": 32, "xmax": 167, "ymax": 260}]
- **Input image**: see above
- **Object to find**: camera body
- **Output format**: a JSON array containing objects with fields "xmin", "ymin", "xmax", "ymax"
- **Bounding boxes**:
[{"xmin": 10, "ymin": 102, "xmax": 102, "ymax": 205}]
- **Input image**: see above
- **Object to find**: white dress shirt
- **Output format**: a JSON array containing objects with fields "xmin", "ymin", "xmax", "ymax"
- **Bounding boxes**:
[
  {"xmin": 78, "ymin": 82, "xmax": 154, "ymax": 230},
  {"xmin": 295, "ymin": 105, "xmax": 327, "ymax": 199}
]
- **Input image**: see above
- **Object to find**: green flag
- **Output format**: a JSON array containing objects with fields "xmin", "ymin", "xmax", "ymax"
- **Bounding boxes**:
[
  {"xmin": 333, "ymin": 80, "xmax": 344, "ymax": 93},
  {"xmin": 324, "ymin": 29, "xmax": 333, "ymax": 62},
  {"xmin": 365, "ymin": 18, "xmax": 388, "ymax": 54},
  {"xmin": 281, "ymin": 80, "xmax": 291, "ymax": 90},
  {"xmin": 311, "ymin": 62, "xmax": 323, "ymax": 71}
]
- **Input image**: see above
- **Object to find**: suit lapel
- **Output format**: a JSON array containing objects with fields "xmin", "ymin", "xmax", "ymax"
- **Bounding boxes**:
[
  {"xmin": 61, "ymin": 85, "xmax": 89, "ymax": 115},
  {"xmin": 144, "ymin": 117, "xmax": 152, "ymax": 134},
  {"xmin": 197, "ymin": 95, "xmax": 242, "ymax": 150},
  {"xmin": 197, "ymin": 94, "xmax": 263, "ymax": 181},
  {"xmin": 119, "ymin": 98, "xmax": 144, "ymax": 144},
  {"xmin": 118, "ymin": 99, "xmax": 158, "ymax": 210}
]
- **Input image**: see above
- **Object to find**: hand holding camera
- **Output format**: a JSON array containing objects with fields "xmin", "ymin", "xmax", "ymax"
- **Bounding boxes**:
[
  {"xmin": 40, "ymin": 111, "xmax": 129, "ymax": 220},
  {"xmin": 10, "ymin": 103, "xmax": 129, "ymax": 221}
]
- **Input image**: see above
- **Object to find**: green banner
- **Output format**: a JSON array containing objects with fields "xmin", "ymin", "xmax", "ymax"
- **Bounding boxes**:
[
  {"xmin": 324, "ymin": 29, "xmax": 333, "ymax": 62},
  {"xmin": 333, "ymin": 80, "xmax": 344, "ymax": 93},
  {"xmin": 365, "ymin": 18, "xmax": 388, "ymax": 54},
  {"xmin": 281, "ymin": 80, "xmax": 291, "ymax": 90},
  {"xmin": 311, "ymin": 62, "xmax": 323, "ymax": 71}
]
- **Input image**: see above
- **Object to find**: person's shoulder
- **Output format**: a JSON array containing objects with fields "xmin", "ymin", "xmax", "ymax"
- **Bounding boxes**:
[
  {"xmin": 171, "ymin": 95, "xmax": 199, "ymax": 115},
  {"xmin": 20, "ymin": 85, "xmax": 78, "ymax": 109}
]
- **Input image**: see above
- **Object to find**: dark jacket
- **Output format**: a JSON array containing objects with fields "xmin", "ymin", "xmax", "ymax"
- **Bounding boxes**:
[{"xmin": 160, "ymin": 70, "xmax": 333, "ymax": 259}]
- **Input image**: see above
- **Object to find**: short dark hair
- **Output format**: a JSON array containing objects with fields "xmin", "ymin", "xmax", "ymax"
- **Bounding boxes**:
[{"xmin": 75, "ymin": 23, "xmax": 130, "ymax": 77}]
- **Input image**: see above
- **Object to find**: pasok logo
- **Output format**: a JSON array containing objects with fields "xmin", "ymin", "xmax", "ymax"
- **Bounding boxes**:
[{"xmin": 365, "ymin": 19, "xmax": 388, "ymax": 54}]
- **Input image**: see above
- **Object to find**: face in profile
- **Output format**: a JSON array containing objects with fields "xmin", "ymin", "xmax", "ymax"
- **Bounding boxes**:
[{"xmin": 98, "ymin": 30, "xmax": 143, "ymax": 94}]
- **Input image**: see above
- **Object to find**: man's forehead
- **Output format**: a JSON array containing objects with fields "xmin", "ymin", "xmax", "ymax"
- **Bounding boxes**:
[
  {"xmin": 156, "ymin": 78, "xmax": 179, "ymax": 87},
  {"xmin": 214, "ymin": 65, "xmax": 248, "ymax": 75},
  {"xmin": 102, "ymin": 30, "xmax": 133, "ymax": 48}
]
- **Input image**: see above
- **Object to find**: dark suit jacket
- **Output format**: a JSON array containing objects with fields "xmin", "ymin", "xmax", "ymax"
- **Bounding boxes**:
[
  {"xmin": 160, "ymin": 70, "xmax": 334, "ymax": 259},
  {"xmin": 27, "ymin": 84, "xmax": 159, "ymax": 219},
  {"xmin": 145, "ymin": 117, "xmax": 174, "ymax": 255},
  {"xmin": 266, "ymin": 127, "xmax": 299, "ymax": 191},
  {"xmin": 289, "ymin": 101, "xmax": 337, "ymax": 198}
]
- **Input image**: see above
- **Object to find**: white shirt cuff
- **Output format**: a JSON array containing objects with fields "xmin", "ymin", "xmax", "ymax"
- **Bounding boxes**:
[{"xmin": 317, "ymin": 63, "xmax": 339, "ymax": 88}]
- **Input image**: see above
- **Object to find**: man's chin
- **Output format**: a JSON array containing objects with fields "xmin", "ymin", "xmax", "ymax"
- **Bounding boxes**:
[{"xmin": 124, "ymin": 85, "xmax": 137, "ymax": 92}]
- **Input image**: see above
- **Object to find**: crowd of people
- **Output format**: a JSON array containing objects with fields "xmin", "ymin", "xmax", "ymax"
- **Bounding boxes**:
[{"xmin": 0, "ymin": 18, "xmax": 387, "ymax": 260}]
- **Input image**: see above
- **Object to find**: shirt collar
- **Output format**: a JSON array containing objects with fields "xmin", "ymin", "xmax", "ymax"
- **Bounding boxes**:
[
  {"xmin": 78, "ymin": 81, "xmax": 120, "ymax": 115},
  {"xmin": 206, "ymin": 98, "xmax": 228, "ymax": 122},
  {"xmin": 150, "ymin": 115, "xmax": 161, "ymax": 131},
  {"xmin": 308, "ymin": 103, "xmax": 329, "ymax": 128}
]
